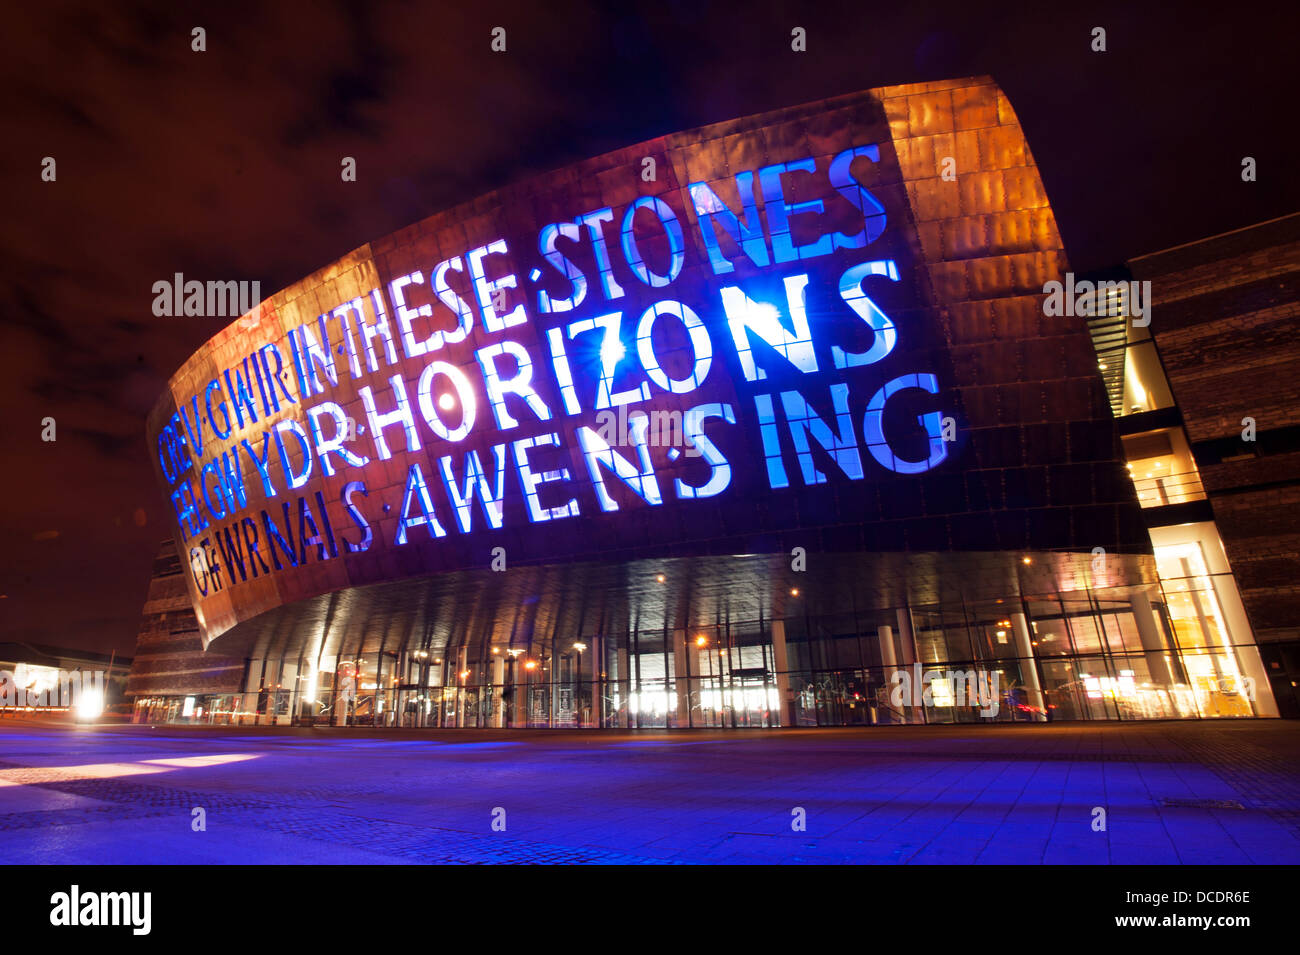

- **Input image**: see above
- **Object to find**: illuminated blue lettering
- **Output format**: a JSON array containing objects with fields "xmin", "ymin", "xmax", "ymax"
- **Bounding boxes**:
[
  {"xmin": 359, "ymin": 288, "xmax": 400, "ymax": 372},
  {"xmin": 329, "ymin": 299, "xmax": 366, "ymax": 380},
  {"xmin": 296, "ymin": 316, "xmax": 339, "ymax": 395},
  {"xmin": 200, "ymin": 459, "xmax": 229, "ymax": 521},
  {"xmin": 545, "ymin": 326, "xmax": 582, "ymax": 415},
  {"xmin": 219, "ymin": 526, "xmax": 247, "ymax": 583},
  {"xmin": 262, "ymin": 504, "xmax": 299, "ymax": 570},
  {"xmin": 205, "ymin": 378, "xmax": 232, "ymax": 440},
  {"xmin": 863, "ymin": 373, "xmax": 949, "ymax": 474},
  {"xmin": 314, "ymin": 490, "xmax": 339, "ymax": 559},
  {"xmin": 689, "ymin": 175, "xmax": 770, "ymax": 275},
  {"xmin": 297, "ymin": 495, "xmax": 328, "ymax": 563},
  {"xmin": 416, "ymin": 361, "xmax": 477, "ymax": 442},
  {"xmin": 620, "ymin": 197, "xmax": 685, "ymax": 288},
  {"xmin": 157, "ymin": 427, "xmax": 179, "ymax": 484},
  {"xmin": 171, "ymin": 479, "xmax": 207, "ymax": 541},
  {"xmin": 636, "ymin": 301, "xmax": 712, "ymax": 394},
  {"xmin": 166, "ymin": 413, "xmax": 195, "ymax": 477},
  {"xmin": 391, "ymin": 270, "xmax": 439, "ymax": 360},
  {"xmin": 753, "ymin": 394, "xmax": 789, "ymax": 490},
  {"xmin": 176, "ymin": 396, "xmax": 205, "ymax": 461},
  {"xmin": 537, "ymin": 221, "xmax": 587, "ymax": 313},
  {"xmin": 674, "ymin": 403, "xmax": 737, "ymax": 499},
  {"xmin": 567, "ymin": 313, "xmax": 649, "ymax": 410},
  {"xmin": 439, "ymin": 444, "xmax": 507, "ymax": 532},
  {"xmin": 579, "ymin": 209, "xmax": 624, "ymax": 301},
  {"xmin": 202, "ymin": 538, "xmax": 222, "ymax": 593},
  {"xmin": 249, "ymin": 347, "xmax": 273, "ymax": 417},
  {"xmin": 468, "ymin": 239, "xmax": 528, "ymax": 332},
  {"xmin": 273, "ymin": 420, "xmax": 313, "ymax": 490},
  {"xmin": 780, "ymin": 384, "xmax": 864, "ymax": 484},
  {"xmin": 359, "ymin": 375, "xmax": 422, "ymax": 459},
  {"xmin": 240, "ymin": 432, "xmax": 278, "ymax": 498},
  {"xmin": 341, "ymin": 480, "xmax": 373, "ymax": 553},
  {"xmin": 189, "ymin": 546, "xmax": 208, "ymax": 595},
  {"xmin": 288, "ymin": 326, "xmax": 310, "ymax": 401},
  {"xmin": 512, "ymin": 433, "xmax": 580, "ymax": 523},
  {"xmin": 395, "ymin": 463, "xmax": 447, "ymax": 544},
  {"xmin": 759, "ymin": 159, "xmax": 834, "ymax": 263},
  {"xmin": 223, "ymin": 359, "xmax": 262, "ymax": 430},
  {"xmin": 833, "ymin": 260, "xmax": 899, "ymax": 369},
  {"xmin": 720, "ymin": 273, "xmax": 818, "ymax": 382},
  {"xmin": 828, "ymin": 145, "xmax": 887, "ymax": 249},
  {"xmin": 216, "ymin": 449, "xmax": 248, "ymax": 513},
  {"xmin": 307, "ymin": 401, "xmax": 369, "ymax": 476},
  {"xmin": 168, "ymin": 425, "xmax": 192, "ymax": 478},
  {"xmin": 242, "ymin": 517, "xmax": 269, "ymax": 576},
  {"xmin": 577, "ymin": 415, "xmax": 662, "ymax": 513},
  {"xmin": 432, "ymin": 257, "xmax": 476, "ymax": 345},
  {"xmin": 257, "ymin": 342, "xmax": 296, "ymax": 411},
  {"xmin": 476, "ymin": 340, "xmax": 552, "ymax": 429}
]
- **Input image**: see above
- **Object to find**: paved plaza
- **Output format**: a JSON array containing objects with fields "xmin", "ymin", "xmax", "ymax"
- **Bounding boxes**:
[{"xmin": 1, "ymin": 719, "xmax": 1298, "ymax": 864}]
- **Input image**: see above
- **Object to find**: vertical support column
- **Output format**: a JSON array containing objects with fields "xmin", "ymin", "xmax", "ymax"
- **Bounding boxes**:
[
  {"xmin": 243, "ymin": 657, "xmax": 263, "ymax": 727},
  {"xmin": 492, "ymin": 653, "xmax": 506, "ymax": 728},
  {"xmin": 512, "ymin": 656, "xmax": 530, "ymax": 728},
  {"xmin": 616, "ymin": 647, "xmax": 630, "ymax": 729},
  {"xmin": 571, "ymin": 646, "xmax": 583, "ymax": 727},
  {"xmin": 1182, "ymin": 559, "xmax": 1227, "ymax": 686},
  {"xmin": 259, "ymin": 658, "xmax": 278, "ymax": 726},
  {"xmin": 332, "ymin": 662, "xmax": 350, "ymax": 727},
  {"xmin": 1011, "ymin": 612, "xmax": 1047, "ymax": 721},
  {"xmin": 429, "ymin": 657, "xmax": 443, "ymax": 727},
  {"xmin": 770, "ymin": 619, "xmax": 794, "ymax": 727},
  {"xmin": 279, "ymin": 661, "xmax": 298, "ymax": 726},
  {"xmin": 374, "ymin": 651, "xmax": 388, "ymax": 726},
  {"xmin": 301, "ymin": 651, "xmax": 320, "ymax": 725},
  {"xmin": 1132, "ymin": 591, "xmax": 1175, "ymax": 686},
  {"xmin": 456, "ymin": 645, "xmax": 468, "ymax": 728},
  {"xmin": 593, "ymin": 638, "xmax": 605, "ymax": 729},
  {"xmin": 672, "ymin": 629, "xmax": 689, "ymax": 727},
  {"xmin": 551, "ymin": 641, "xmax": 562, "ymax": 728},
  {"xmin": 895, "ymin": 608, "xmax": 924, "ymax": 724},
  {"xmin": 1208, "ymin": 574, "xmax": 1278, "ymax": 716},
  {"xmin": 877, "ymin": 624, "xmax": 897, "ymax": 723}
]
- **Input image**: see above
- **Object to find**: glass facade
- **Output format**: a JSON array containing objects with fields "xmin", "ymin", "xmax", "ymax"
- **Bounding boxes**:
[
  {"xmin": 1123, "ymin": 427, "xmax": 1205, "ymax": 508},
  {"xmin": 133, "ymin": 694, "xmax": 243, "ymax": 725},
  {"xmin": 198, "ymin": 572, "xmax": 1269, "ymax": 729}
]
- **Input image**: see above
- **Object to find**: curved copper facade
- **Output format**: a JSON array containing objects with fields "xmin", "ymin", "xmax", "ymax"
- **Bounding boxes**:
[{"xmin": 147, "ymin": 76, "xmax": 1149, "ymax": 657}]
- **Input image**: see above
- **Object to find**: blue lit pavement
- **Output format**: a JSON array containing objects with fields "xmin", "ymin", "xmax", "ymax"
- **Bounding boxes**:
[{"xmin": 1, "ymin": 721, "xmax": 1297, "ymax": 865}]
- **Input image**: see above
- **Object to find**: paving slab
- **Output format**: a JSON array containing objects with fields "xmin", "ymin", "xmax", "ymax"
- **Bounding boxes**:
[{"xmin": 0, "ymin": 720, "xmax": 1297, "ymax": 864}]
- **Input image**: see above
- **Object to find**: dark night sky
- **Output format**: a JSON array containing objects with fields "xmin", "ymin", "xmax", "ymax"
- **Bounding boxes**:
[{"xmin": 2, "ymin": 0, "xmax": 1297, "ymax": 657}]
